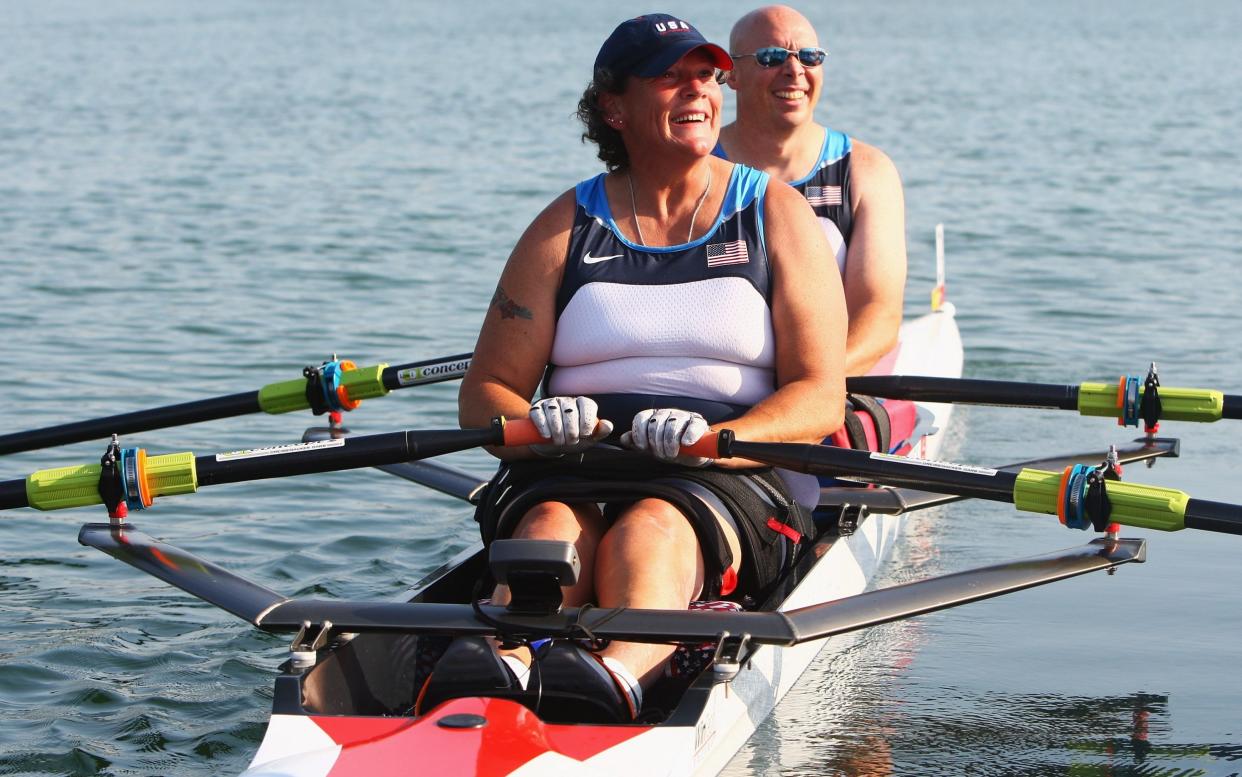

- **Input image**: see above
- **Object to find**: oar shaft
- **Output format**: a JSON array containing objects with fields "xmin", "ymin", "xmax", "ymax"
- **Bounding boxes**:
[
  {"xmin": 193, "ymin": 427, "xmax": 500, "ymax": 487},
  {"xmin": 0, "ymin": 392, "xmax": 260, "ymax": 456},
  {"xmin": 689, "ymin": 431, "xmax": 1242, "ymax": 535},
  {"xmin": 849, "ymin": 374, "xmax": 1233, "ymax": 424},
  {"xmin": 3, "ymin": 418, "xmax": 546, "ymax": 513},
  {"xmin": 382, "ymin": 353, "xmax": 473, "ymax": 390},
  {"xmin": 1185, "ymin": 499, "xmax": 1242, "ymax": 535},
  {"xmin": 846, "ymin": 375, "xmax": 1079, "ymax": 410},
  {"xmin": 723, "ymin": 438, "xmax": 1021, "ymax": 502},
  {"xmin": 0, "ymin": 479, "xmax": 26, "ymax": 510},
  {"xmin": 0, "ymin": 352, "xmax": 476, "ymax": 457}
]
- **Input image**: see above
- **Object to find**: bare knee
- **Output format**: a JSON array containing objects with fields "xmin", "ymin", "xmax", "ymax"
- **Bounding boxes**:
[
  {"xmin": 596, "ymin": 500, "xmax": 704, "ymax": 602},
  {"xmin": 511, "ymin": 501, "xmax": 605, "ymax": 544},
  {"xmin": 606, "ymin": 499, "xmax": 698, "ymax": 546}
]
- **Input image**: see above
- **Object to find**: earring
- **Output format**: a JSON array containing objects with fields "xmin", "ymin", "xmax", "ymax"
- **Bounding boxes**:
[{"xmin": 609, "ymin": 116, "xmax": 624, "ymax": 128}]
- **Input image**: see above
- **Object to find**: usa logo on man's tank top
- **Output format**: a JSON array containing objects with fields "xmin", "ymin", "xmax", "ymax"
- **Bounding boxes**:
[{"xmin": 806, "ymin": 185, "xmax": 842, "ymax": 207}]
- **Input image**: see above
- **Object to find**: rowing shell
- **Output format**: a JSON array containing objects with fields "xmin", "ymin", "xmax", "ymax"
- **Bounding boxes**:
[{"xmin": 238, "ymin": 301, "xmax": 965, "ymax": 777}]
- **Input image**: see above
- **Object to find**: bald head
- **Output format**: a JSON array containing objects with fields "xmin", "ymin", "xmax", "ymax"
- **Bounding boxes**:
[{"xmin": 729, "ymin": 5, "xmax": 819, "ymax": 54}]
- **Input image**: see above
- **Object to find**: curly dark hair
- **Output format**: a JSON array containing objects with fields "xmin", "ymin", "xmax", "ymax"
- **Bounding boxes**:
[{"xmin": 576, "ymin": 67, "xmax": 631, "ymax": 172}]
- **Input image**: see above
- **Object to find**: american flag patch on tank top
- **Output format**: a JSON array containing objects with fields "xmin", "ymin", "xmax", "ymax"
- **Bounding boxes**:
[
  {"xmin": 805, "ymin": 185, "xmax": 842, "ymax": 207},
  {"xmin": 705, "ymin": 239, "xmax": 749, "ymax": 267}
]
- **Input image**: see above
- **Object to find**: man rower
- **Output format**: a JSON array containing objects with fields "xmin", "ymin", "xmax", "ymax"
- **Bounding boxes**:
[{"xmin": 717, "ymin": 5, "xmax": 906, "ymax": 376}]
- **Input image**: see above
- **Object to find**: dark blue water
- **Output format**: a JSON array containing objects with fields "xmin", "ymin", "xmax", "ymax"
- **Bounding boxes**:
[{"xmin": 2, "ymin": 1, "xmax": 1240, "ymax": 774}]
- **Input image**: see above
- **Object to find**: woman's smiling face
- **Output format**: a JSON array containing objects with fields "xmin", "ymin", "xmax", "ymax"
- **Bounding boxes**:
[{"xmin": 605, "ymin": 49, "xmax": 724, "ymax": 161}]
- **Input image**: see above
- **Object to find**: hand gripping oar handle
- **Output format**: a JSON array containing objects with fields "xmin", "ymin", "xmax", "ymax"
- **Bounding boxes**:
[
  {"xmin": 681, "ymin": 429, "xmax": 732, "ymax": 460},
  {"xmin": 0, "ymin": 417, "xmax": 546, "ymax": 513},
  {"xmin": 683, "ymin": 430, "xmax": 1242, "ymax": 536}
]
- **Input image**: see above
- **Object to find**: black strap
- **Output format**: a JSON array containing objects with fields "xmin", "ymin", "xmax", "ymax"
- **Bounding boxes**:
[
  {"xmin": 841, "ymin": 407, "xmax": 868, "ymax": 451},
  {"xmin": 844, "ymin": 393, "xmax": 891, "ymax": 453},
  {"xmin": 98, "ymin": 439, "xmax": 125, "ymax": 516},
  {"xmin": 1140, "ymin": 370, "xmax": 1163, "ymax": 431},
  {"xmin": 472, "ymin": 449, "xmax": 809, "ymax": 601},
  {"xmin": 302, "ymin": 365, "xmax": 331, "ymax": 416}
]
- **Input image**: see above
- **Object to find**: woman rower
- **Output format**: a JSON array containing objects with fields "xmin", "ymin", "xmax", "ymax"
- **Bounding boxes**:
[{"xmin": 427, "ymin": 13, "xmax": 846, "ymax": 723}]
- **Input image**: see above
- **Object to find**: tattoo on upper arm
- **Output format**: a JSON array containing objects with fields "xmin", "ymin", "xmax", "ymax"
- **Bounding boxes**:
[{"xmin": 490, "ymin": 285, "xmax": 534, "ymax": 320}]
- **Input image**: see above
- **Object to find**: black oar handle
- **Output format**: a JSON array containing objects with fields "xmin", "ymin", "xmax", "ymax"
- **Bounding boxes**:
[{"xmin": 846, "ymin": 375, "xmax": 1079, "ymax": 410}]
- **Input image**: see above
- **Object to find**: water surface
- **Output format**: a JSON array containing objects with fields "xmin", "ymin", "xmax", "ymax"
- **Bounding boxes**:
[{"xmin": 2, "ymin": 1, "xmax": 1239, "ymax": 774}]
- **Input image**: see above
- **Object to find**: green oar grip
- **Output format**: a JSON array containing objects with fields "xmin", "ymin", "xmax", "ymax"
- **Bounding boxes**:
[
  {"xmin": 257, "ymin": 363, "xmax": 389, "ymax": 415},
  {"xmin": 1077, "ymin": 382, "xmax": 1223, "ymax": 423},
  {"xmin": 26, "ymin": 452, "xmax": 198, "ymax": 512},
  {"xmin": 1013, "ymin": 468, "xmax": 1189, "ymax": 531}
]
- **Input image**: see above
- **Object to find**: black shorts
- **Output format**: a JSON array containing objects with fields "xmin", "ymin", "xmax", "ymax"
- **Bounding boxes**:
[{"xmin": 472, "ymin": 448, "xmax": 815, "ymax": 603}]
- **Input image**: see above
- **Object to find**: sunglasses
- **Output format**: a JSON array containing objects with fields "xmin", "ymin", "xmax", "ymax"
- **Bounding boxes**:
[{"xmin": 732, "ymin": 46, "xmax": 827, "ymax": 68}]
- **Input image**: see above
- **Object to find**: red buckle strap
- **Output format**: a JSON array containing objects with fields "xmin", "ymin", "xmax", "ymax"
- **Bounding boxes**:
[{"xmin": 766, "ymin": 517, "xmax": 803, "ymax": 544}]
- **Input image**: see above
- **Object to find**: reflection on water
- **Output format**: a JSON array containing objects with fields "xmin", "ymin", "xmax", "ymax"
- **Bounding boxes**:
[
  {"xmin": 728, "ymin": 418, "xmax": 1239, "ymax": 777},
  {"xmin": 735, "ymin": 685, "xmax": 1242, "ymax": 777}
]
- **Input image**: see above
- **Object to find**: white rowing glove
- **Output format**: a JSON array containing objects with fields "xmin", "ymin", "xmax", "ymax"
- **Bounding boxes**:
[
  {"xmin": 620, "ymin": 408, "xmax": 711, "ymax": 467},
  {"xmin": 528, "ymin": 396, "xmax": 614, "ymax": 456}
]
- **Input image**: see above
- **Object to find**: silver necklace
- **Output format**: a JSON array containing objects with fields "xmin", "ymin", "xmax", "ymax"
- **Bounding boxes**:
[{"xmin": 628, "ymin": 166, "xmax": 713, "ymax": 245}]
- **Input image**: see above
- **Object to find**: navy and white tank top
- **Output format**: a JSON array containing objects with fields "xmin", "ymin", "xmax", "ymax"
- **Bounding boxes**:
[
  {"xmin": 713, "ymin": 127, "xmax": 854, "ymax": 272},
  {"xmin": 546, "ymin": 164, "xmax": 774, "ymax": 427},
  {"xmin": 547, "ymin": 164, "xmax": 820, "ymax": 509}
]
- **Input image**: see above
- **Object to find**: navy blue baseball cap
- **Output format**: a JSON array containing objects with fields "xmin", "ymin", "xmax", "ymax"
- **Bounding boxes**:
[{"xmin": 594, "ymin": 14, "xmax": 732, "ymax": 80}]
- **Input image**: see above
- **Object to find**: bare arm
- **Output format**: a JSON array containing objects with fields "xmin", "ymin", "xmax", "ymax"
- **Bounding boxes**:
[
  {"xmin": 458, "ymin": 190, "xmax": 576, "ymax": 459},
  {"xmin": 711, "ymin": 179, "xmax": 846, "ymax": 467},
  {"xmin": 842, "ymin": 140, "xmax": 906, "ymax": 376}
]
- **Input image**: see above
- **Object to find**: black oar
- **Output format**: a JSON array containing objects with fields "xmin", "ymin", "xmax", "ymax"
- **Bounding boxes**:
[
  {"xmin": 683, "ymin": 432, "xmax": 1242, "ymax": 535},
  {"xmin": 0, "ymin": 352, "xmax": 473, "ymax": 456},
  {"xmin": 847, "ymin": 371, "xmax": 1242, "ymax": 427},
  {"xmin": 0, "ymin": 417, "xmax": 548, "ymax": 514},
  {"xmin": 311, "ymin": 418, "xmax": 1178, "ymax": 517},
  {"xmin": 302, "ymin": 425, "xmax": 490, "ymax": 503}
]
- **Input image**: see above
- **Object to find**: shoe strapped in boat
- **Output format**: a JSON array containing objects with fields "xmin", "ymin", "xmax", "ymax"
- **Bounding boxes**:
[
  {"xmin": 414, "ymin": 636, "xmax": 528, "ymax": 715},
  {"xmin": 668, "ymin": 599, "xmax": 744, "ymax": 678},
  {"xmin": 534, "ymin": 641, "xmax": 643, "ymax": 723}
]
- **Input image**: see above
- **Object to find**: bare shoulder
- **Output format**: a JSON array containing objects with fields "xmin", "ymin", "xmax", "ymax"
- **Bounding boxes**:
[
  {"xmin": 761, "ymin": 174, "xmax": 811, "ymax": 210},
  {"xmin": 761, "ymin": 175, "xmax": 818, "ymax": 233},
  {"xmin": 848, "ymin": 138, "xmax": 903, "ymax": 190},
  {"xmin": 511, "ymin": 188, "xmax": 577, "ymax": 268},
  {"xmin": 761, "ymin": 176, "xmax": 827, "ymax": 269},
  {"xmin": 532, "ymin": 187, "xmax": 579, "ymax": 229}
]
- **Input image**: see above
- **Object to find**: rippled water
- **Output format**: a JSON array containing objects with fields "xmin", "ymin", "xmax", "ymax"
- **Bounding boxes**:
[{"xmin": 2, "ymin": 1, "xmax": 1240, "ymax": 775}]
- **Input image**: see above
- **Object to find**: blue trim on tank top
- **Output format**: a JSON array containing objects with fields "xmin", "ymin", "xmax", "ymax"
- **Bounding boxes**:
[
  {"xmin": 787, "ymin": 128, "xmax": 851, "ymax": 187},
  {"xmin": 575, "ymin": 165, "xmax": 769, "ymax": 256}
]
